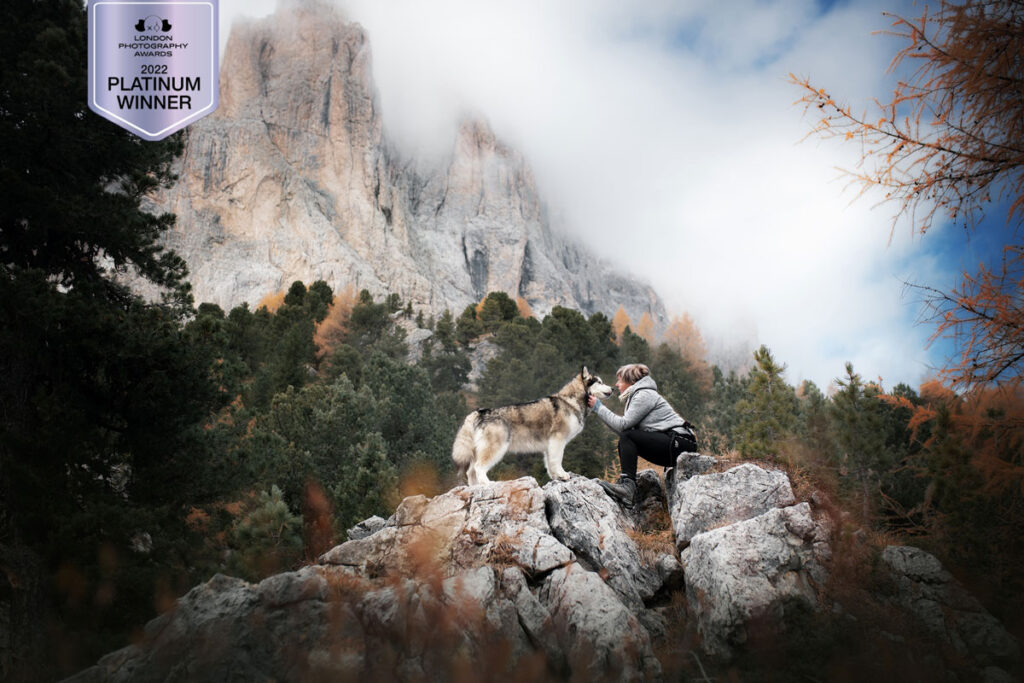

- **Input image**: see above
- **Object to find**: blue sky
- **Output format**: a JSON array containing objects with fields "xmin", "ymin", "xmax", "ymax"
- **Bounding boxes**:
[{"xmin": 218, "ymin": 0, "xmax": 1014, "ymax": 391}]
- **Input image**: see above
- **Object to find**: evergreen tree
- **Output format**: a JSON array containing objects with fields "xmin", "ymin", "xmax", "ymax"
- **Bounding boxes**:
[
  {"xmin": 796, "ymin": 380, "xmax": 835, "ymax": 458},
  {"xmin": 619, "ymin": 327, "xmax": 651, "ymax": 365},
  {"xmin": 329, "ymin": 432, "xmax": 399, "ymax": 531},
  {"xmin": 478, "ymin": 291, "xmax": 519, "ymax": 332},
  {"xmin": 420, "ymin": 310, "xmax": 471, "ymax": 392},
  {"xmin": 829, "ymin": 363, "xmax": 895, "ymax": 519},
  {"xmin": 226, "ymin": 486, "xmax": 304, "ymax": 581},
  {"xmin": 456, "ymin": 304, "xmax": 484, "ymax": 344},
  {"xmin": 734, "ymin": 346, "xmax": 798, "ymax": 459},
  {"xmin": 346, "ymin": 290, "xmax": 407, "ymax": 358},
  {"xmin": 700, "ymin": 366, "xmax": 750, "ymax": 455},
  {"xmin": 0, "ymin": 1, "xmax": 228, "ymax": 674}
]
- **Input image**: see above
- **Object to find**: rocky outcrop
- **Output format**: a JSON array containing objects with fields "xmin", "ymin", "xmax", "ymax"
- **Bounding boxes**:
[
  {"xmin": 141, "ymin": 1, "xmax": 665, "ymax": 327},
  {"xmin": 319, "ymin": 478, "xmax": 573, "ymax": 579},
  {"xmin": 682, "ymin": 502, "xmax": 831, "ymax": 658},
  {"xmin": 545, "ymin": 477, "xmax": 660, "ymax": 612},
  {"xmin": 68, "ymin": 457, "xmax": 1021, "ymax": 681},
  {"xmin": 668, "ymin": 462, "xmax": 795, "ymax": 550},
  {"xmin": 882, "ymin": 545, "xmax": 1019, "ymax": 670},
  {"xmin": 344, "ymin": 515, "xmax": 386, "ymax": 541},
  {"xmin": 72, "ymin": 477, "xmax": 665, "ymax": 682}
]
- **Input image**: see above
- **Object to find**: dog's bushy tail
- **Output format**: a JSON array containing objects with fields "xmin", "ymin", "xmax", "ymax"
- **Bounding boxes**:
[{"xmin": 451, "ymin": 413, "xmax": 477, "ymax": 483}]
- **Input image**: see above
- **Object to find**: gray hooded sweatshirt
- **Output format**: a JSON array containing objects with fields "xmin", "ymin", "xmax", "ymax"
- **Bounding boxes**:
[{"xmin": 592, "ymin": 375, "xmax": 692, "ymax": 436}]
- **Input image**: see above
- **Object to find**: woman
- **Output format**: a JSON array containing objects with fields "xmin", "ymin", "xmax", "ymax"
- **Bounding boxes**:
[{"xmin": 588, "ymin": 363, "xmax": 697, "ymax": 507}]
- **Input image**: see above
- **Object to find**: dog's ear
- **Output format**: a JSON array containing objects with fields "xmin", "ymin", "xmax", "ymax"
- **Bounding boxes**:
[{"xmin": 581, "ymin": 365, "xmax": 588, "ymax": 379}]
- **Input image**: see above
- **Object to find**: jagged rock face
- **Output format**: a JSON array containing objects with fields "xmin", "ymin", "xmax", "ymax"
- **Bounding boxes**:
[
  {"xmin": 668, "ymin": 462, "xmax": 796, "ymax": 550},
  {"xmin": 681, "ymin": 502, "xmax": 831, "ymax": 658},
  {"xmin": 68, "ymin": 458, "xmax": 1021, "ymax": 680},
  {"xmin": 545, "ymin": 477, "xmax": 660, "ymax": 611},
  {"xmin": 70, "ymin": 476, "xmax": 666, "ymax": 681},
  {"xmin": 144, "ymin": 2, "xmax": 665, "ymax": 326},
  {"xmin": 319, "ymin": 477, "xmax": 574, "ymax": 578},
  {"xmin": 882, "ymin": 545, "xmax": 1020, "ymax": 669}
]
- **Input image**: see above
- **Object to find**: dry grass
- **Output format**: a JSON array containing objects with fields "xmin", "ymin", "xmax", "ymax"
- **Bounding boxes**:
[{"xmin": 626, "ymin": 525, "xmax": 675, "ymax": 566}]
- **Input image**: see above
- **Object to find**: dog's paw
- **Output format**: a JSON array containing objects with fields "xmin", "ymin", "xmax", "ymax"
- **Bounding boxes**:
[{"xmin": 554, "ymin": 471, "xmax": 572, "ymax": 481}]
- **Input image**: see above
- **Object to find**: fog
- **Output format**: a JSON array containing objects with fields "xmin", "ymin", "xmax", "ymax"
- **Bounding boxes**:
[{"xmin": 218, "ymin": 0, "xmax": 952, "ymax": 389}]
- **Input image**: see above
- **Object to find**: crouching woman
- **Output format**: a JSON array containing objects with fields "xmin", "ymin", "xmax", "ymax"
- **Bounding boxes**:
[{"xmin": 587, "ymin": 363, "xmax": 697, "ymax": 507}]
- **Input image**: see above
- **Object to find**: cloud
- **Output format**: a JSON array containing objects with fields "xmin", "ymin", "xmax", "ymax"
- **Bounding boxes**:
[{"xmin": 217, "ymin": 0, "xmax": 946, "ymax": 389}]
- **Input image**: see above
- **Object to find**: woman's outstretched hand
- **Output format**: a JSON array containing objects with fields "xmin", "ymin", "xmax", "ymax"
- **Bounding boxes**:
[{"xmin": 587, "ymin": 395, "xmax": 597, "ymax": 408}]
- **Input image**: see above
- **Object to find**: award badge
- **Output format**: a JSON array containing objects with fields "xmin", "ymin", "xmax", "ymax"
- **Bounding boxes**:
[{"xmin": 87, "ymin": 1, "xmax": 219, "ymax": 141}]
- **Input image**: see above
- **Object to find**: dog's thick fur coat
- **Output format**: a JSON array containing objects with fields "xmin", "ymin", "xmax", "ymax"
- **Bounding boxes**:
[{"xmin": 452, "ymin": 367, "xmax": 613, "ymax": 485}]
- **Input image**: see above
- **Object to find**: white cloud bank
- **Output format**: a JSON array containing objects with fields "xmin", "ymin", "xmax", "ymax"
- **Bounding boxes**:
[{"xmin": 218, "ymin": 0, "xmax": 954, "ymax": 389}]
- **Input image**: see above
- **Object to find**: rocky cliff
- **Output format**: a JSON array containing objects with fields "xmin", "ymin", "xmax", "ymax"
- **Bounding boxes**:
[
  {"xmin": 142, "ymin": 1, "xmax": 665, "ymax": 325},
  {"xmin": 69, "ymin": 456, "xmax": 1020, "ymax": 682}
]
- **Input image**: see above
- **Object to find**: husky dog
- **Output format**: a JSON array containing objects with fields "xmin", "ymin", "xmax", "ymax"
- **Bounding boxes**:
[{"xmin": 452, "ymin": 367, "xmax": 613, "ymax": 485}]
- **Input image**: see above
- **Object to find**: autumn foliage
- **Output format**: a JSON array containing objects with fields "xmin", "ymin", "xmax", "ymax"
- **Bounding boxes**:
[
  {"xmin": 257, "ymin": 289, "xmax": 286, "ymax": 313},
  {"xmin": 792, "ymin": 0, "xmax": 1024, "ymax": 393},
  {"xmin": 663, "ymin": 313, "xmax": 713, "ymax": 390},
  {"xmin": 791, "ymin": 5, "xmax": 1024, "ymax": 627},
  {"xmin": 313, "ymin": 283, "xmax": 358, "ymax": 356},
  {"xmin": 611, "ymin": 305, "xmax": 632, "ymax": 343}
]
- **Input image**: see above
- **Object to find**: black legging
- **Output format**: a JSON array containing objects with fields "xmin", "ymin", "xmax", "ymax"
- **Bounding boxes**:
[{"xmin": 618, "ymin": 429, "xmax": 697, "ymax": 478}]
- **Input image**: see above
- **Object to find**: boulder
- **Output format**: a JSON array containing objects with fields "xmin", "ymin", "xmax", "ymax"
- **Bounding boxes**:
[
  {"xmin": 669, "ymin": 462, "xmax": 795, "ymax": 550},
  {"xmin": 675, "ymin": 452, "xmax": 717, "ymax": 481},
  {"xmin": 630, "ymin": 468, "xmax": 671, "ymax": 530},
  {"xmin": 682, "ymin": 502, "xmax": 831, "ymax": 658},
  {"xmin": 71, "ymin": 476, "xmax": 678, "ymax": 681},
  {"xmin": 66, "ymin": 571, "xmax": 329, "ymax": 682},
  {"xmin": 540, "ymin": 564, "xmax": 662, "ymax": 681},
  {"xmin": 320, "ymin": 477, "xmax": 574, "ymax": 578},
  {"xmin": 345, "ymin": 515, "xmax": 387, "ymax": 541},
  {"xmin": 882, "ymin": 545, "xmax": 1020, "ymax": 668},
  {"xmin": 544, "ymin": 477, "xmax": 660, "ymax": 610}
]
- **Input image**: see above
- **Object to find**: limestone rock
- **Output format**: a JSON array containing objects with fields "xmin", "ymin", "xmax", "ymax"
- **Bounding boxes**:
[
  {"xmin": 320, "ymin": 477, "xmax": 574, "ymax": 578},
  {"xmin": 140, "ymin": 1, "xmax": 666, "ymax": 330},
  {"xmin": 630, "ymin": 468, "xmax": 670, "ymax": 531},
  {"xmin": 664, "ymin": 452, "xmax": 716, "ymax": 501},
  {"xmin": 882, "ymin": 545, "xmax": 1020, "ymax": 667},
  {"xmin": 669, "ymin": 462, "xmax": 795, "ymax": 550},
  {"xmin": 464, "ymin": 338, "xmax": 500, "ymax": 392},
  {"xmin": 675, "ymin": 452, "xmax": 717, "ymax": 481},
  {"xmin": 540, "ymin": 564, "xmax": 662, "ymax": 681},
  {"xmin": 345, "ymin": 514, "xmax": 386, "ymax": 541},
  {"xmin": 682, "ymin": 502, "xmax": 831, "ymax": 658},
  {"xmin": 66, "ymin": 572, "xmax": 327, "ymax": 682},
  {"xmin": 544, "ymin": 477, "xmax": 660, "ymax": 611},
  {"xmin": 655, "ymin": 553, "xmax": 685, "ymax": 593}
]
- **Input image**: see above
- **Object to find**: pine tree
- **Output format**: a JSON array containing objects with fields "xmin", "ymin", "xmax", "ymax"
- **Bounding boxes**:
[
  {"xmin": 734, "ymin": 346, "xmax": 798, "ymax": 459},
  {"xmin": 0, "ymin": 1, "xmax": 228, "ymax": 673},
  {"xmin": 456, "ymin": 303, "xmax": 484, "ymax": 344},
  {"xmin": 829, "ymin": 363, "xmax": 892, "ymax": 519},
  {"xmin": 420, "ymin": 310, "xmax": 471, "ymax": 392},
  {"xmin": 226, "ymin": 486, "xmax": 304, "ymax": 581},
  {"xmin": 700, "ymin": 366, "xmax": 750, "ymax": 455}
]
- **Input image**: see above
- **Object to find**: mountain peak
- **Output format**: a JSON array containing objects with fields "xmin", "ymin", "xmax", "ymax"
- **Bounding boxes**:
[{"xmin": 144, "ymin": 3, "xmax": 665, "ymax": 326}]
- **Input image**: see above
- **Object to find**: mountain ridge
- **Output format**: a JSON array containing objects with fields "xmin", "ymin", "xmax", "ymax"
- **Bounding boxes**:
[{"xmin": 140, "ymin": 2, "xmax": 666, "ymax": 326}]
